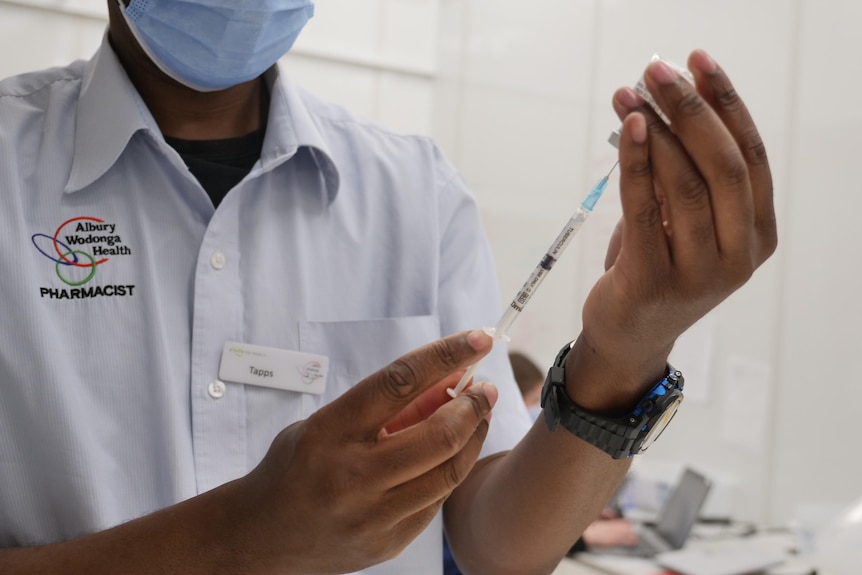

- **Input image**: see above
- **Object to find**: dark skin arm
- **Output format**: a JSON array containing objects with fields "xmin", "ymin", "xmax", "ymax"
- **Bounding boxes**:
[
  {"xmin": 444, "ymin": 52, "xmax": 776, "ymax": 575},
  {"xmin": 3, "ymin": 4, "xmax": 775, "ymax": 572},
  {"xmin": 0, "ymin": 331, "xmax": 499, "ymax": 574},
  {"xmin": 5, "ymin": 5, "xmax": 506, "ymax": 573}
]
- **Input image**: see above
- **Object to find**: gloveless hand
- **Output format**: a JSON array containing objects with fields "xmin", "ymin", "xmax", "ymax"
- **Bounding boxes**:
[
  {"xmin": 570, "ymin": 50, "xmax": 777, "ymax": 412},
  {"xmin": 230, "ymin": 329, "xmax": 498, "ymax": 574}
]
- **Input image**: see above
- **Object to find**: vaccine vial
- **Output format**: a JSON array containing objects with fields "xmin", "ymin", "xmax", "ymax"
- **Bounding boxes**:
[{"xmin": 609, "ymin": 54, "xmax": 695, "ymax": 148}]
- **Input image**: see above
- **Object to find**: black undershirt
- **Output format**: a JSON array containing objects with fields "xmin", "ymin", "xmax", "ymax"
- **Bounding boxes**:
[{"xmin": 165, "ymin": 128, "xmax": 265, "ymax": 208}]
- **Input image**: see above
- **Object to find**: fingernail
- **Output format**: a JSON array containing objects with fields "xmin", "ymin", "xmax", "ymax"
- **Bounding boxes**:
[
  {"xmin": 467, "ymin": 329, "xmax": 490, "ymax": 351},
  {"xmin": 616, "ymin": 87, "xmax": 643, "ymax": 110},
  {"xmin": 691, "ymin": 49, "xmax": 717, "ymax": 74},
  {"xmin": 626, "ymin": 114, "xmax": 647, "ymax": 144},
  {"xmin": 475, "ymin": 382, "xmax": 499, "ymax": 409},
  {"xmin": 648, "ymin": 60, "xmax": 679, "ymax": 85}
]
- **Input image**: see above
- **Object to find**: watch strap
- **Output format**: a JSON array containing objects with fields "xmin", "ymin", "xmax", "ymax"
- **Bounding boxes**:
[{"xmin": 541, "ymin": 340, "xmax": 683, "ymax": 459}]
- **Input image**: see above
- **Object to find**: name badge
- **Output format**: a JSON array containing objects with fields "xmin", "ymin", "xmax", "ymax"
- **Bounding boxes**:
[{"xmin": 219, "ymin": 342, "xmax": 329, "ymax": 395}]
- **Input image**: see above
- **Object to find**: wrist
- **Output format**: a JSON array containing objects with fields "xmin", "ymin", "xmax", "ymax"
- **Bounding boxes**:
[
  {"xmin": 542, "ymin": 340, "xmax": 684, "ymax": 459},
  {"xmin": 210, "ymin": 477, "xmax": 266, "ymax": 575},
  {"xmin": 561, "ymin": 333, "xmax": 671, "ymax": 416}
]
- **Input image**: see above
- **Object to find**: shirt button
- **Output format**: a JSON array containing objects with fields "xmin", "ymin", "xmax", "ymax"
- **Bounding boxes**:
[
  {"xmin": 208, "ymin": 380, "xmax": 226, "ymax": 399},
  {"xmin": 210, "ymin": 251, "xmax": 226, "ymax": 270}
]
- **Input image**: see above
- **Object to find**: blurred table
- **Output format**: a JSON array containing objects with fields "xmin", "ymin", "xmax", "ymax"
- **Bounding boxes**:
[{"xmin": 551, "ymin": 526, "xmax": 817, "ymax": 575}]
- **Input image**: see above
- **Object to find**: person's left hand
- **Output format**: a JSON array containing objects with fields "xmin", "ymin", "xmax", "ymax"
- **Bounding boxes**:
[
  {"xmin": 582, "ymin": 518, "xmax": 640, "ymax": 548},
  {"xmin": 568, "ymin": 50, "xmax": 777, "ymax": 411}
]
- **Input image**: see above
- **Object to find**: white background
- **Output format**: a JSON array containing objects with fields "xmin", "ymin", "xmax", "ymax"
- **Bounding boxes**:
[{"xmin": 1, "ymin": 0, "xmax": 858, "ymax": 528}]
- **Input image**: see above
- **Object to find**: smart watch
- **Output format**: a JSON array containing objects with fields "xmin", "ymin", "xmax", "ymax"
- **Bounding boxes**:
[{"xmin": 540, "ymin": 340, "xmax": 684, "ymax": 459}]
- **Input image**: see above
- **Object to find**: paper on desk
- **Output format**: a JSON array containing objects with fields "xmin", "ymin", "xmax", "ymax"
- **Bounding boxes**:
[
  {"xmin": 655, "ymin": 541, "xmax": 787, "ymax": 575},
  {"xmin": 718, "ymin": 355, "xmax": 772, "ymax": 452},
  {"xmin": 575, "ymin": 552, "xmax": 668, "ymax": 575}
]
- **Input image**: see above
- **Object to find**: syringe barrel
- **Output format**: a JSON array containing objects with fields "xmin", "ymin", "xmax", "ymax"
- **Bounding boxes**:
[
  {"xmin": 547, "ymin": 207, "xmax": 590, "ymax": 260},
  {"xmin": 504, "ymin": 207, "xmax": 590, "ymax": 323},
  {"xmin": 449, "ymin": 172, "xmax": 612, "ymax": 398},
  {"xmin": 494, "ymin": 306, "xmax": 520, "ymax": 338}
]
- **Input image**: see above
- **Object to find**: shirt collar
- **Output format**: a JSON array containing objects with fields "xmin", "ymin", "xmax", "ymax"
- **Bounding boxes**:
[
  {"xmin": 261, "ymin": 63, "xmax": 340, "ymax": 203},
  {"xmin": 66, "ymin": 33, "xmax": 161, "ymax": 194},
  {"xmin": 67, "ymin": 36, "xmax": 340, "ymax": 203}
]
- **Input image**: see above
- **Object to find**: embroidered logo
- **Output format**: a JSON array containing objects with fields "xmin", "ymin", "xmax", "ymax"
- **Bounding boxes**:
[{"xmin": 32, "ymin": 216, "xmax": 135, "ymax": 299}]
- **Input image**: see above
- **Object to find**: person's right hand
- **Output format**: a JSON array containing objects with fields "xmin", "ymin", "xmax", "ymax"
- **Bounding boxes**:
[{"xmin": 230, "ymin": 329, "xmax": 498, "ymax": 574}]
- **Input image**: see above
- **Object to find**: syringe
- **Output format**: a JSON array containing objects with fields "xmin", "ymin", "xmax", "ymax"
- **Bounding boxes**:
[{"xmin": 447, "ymin": 161, "xmax": 619, "ymax": 398}]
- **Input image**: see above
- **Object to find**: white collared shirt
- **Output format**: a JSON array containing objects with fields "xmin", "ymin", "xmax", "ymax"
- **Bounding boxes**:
[{"xmin": 0, "ymin": 36, "xmax": 531, "ymax": 574}]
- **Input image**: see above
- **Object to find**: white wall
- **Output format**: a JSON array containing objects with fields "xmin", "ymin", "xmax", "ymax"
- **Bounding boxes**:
[
  {"xmin": 0, "ymin": 0, "xmax": 438, "ymax": 136},
  {"xmin": 432, "ymin": 0, "xmax": 859, "ymax": 528},
  {"xmin": 0, "ymin": 0, "xmax": 104, "ymax": 77},
  {"xmin": 2, "ymin": 0, "xmax": 860, "ymax": 528},
  {"xmin": 284, "ymin": 0, "xmax": 441, "ymax": 136},
  {"xmin": 772, "ymin": 0, "xmax": 862, "ymax": 527}
]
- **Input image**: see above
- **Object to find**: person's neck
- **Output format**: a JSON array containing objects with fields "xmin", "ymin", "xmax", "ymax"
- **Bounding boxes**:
[
  {"xmin": 130, "ymin": 74, "xmax": 268, "ymax": 141},
  {"xmin": 107, "ymin": 5, "xmax": 268, "ymax": 141}
]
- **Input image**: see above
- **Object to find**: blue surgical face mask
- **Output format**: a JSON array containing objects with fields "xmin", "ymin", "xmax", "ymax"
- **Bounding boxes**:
[{"xmin": 120, "ymin": 0, "xmax": 314, "ymax": 92}]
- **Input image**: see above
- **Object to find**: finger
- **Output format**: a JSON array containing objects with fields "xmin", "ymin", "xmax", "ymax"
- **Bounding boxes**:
[
  {"xmin": 688, "ymin": 49, "xmax": 777, "ymax": 262},
  {"xmin": 318, "ymin": 330, "xmax": 493, "ymax": 441},
  {"xmin": 612, "ymin": 87, "xmax": 645, "ymax": 123},
  {"xmin": 615, "ymin": 112, "xmax": 669, "ymax": 270},
  {"xmin": 383, "ymin": 372, "xmax": 465, "ymax": 434},
  {"xmin": 643, "ymin": 59, "xmax": 755, "ymax": 265},
  {"xmin": 372, "ymin": 382, "xmax": 496, "ymax": 489},
  {"xmin": 381, "ymin": 406, "xmax": 490, "ymax": 514}
]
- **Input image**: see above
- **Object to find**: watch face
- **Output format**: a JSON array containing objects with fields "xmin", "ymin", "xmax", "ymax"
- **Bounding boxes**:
[{"xmin": 640, "ymin": 395, "xmax": 683, "ymax": 451}]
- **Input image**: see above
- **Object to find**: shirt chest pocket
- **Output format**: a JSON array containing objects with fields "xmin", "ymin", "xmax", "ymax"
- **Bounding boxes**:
[{"xmin": 297, "ymin": 315, "xmax": 441, "ymax": 411}]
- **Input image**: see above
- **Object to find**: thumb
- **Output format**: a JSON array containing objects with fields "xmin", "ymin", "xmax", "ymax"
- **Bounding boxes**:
[{"xmin": 316, "ymin": 329, "xmax": 493, "ymax": 441}]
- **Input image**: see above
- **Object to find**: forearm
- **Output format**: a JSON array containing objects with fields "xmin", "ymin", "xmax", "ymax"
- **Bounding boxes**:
[
  {"xmin": 446, "ymin": 422, "xmax": 631, "ymax": 575},
  {"xmin": 446, "ymin": 335, "xmax": 663, "ymax": 575},
  {"xmin": 448, "ymin": 46, "xmax": 778, "ymax": 575},
  {"xmin": 0, "ymin": 478, "xmax": 265, "ymax": 575}
]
